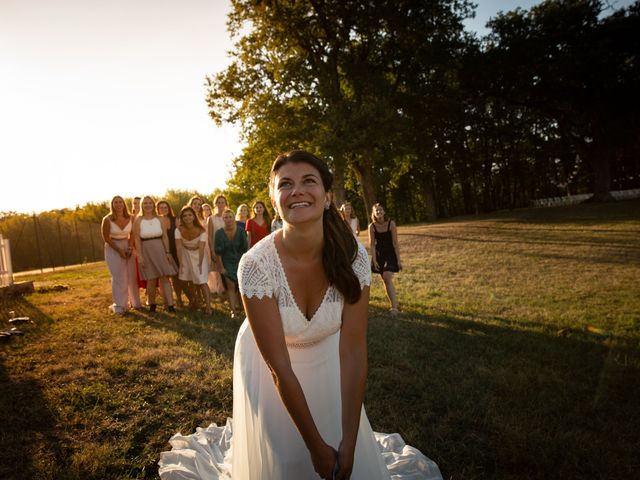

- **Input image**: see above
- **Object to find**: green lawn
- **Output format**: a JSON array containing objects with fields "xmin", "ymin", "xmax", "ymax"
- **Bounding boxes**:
[{"xmin": 2, "ymin": 199, "xmax": 639, "ymax": 479}]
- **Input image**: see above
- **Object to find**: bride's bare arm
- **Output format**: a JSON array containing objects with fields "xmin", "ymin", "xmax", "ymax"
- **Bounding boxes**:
[
  {"xmin": 337, "ymin": 285, "xmax": 370, "ymax": 479},
  {"xmin": 242, "ymin": 295, "xmax": 337, "ymax": 479}
]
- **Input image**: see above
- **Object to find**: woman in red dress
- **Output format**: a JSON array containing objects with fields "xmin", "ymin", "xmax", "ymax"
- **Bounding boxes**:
[{"xmin": 245, "ymin": 200, "xmax": 271, "ymax": 248}]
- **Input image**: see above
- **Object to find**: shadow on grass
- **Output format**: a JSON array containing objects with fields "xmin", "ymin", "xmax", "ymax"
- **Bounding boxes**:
[
  {"xmin": 365, "ymin": 306, "xmax": 640, "ymax": 480},
  {"xmin": 0, "ymin": 297, "xmax": 65, "ymax": 480},
  {"xmin": 130, "ymin": 303, "xmax": 240, "ymax": 362}
]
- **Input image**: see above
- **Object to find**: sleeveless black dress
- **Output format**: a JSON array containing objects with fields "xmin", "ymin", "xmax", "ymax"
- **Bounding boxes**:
[{"xmin": 371, "ymin": 220, "xmax": 399, "ymax": 274}]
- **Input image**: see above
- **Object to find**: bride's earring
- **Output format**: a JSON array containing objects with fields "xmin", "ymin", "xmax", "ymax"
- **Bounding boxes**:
[{"xmin": 324, "ymin": 202, "xmax": 330, "ymax": 211}]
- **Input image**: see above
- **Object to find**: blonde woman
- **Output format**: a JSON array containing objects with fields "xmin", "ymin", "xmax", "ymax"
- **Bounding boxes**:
[
  {"xmin": 236, "ymin": 203, "xmax": 250, "ymax": 229},
  {"xmin": 340, "ymin": 202, "xmax": 360, "ymax": 236},
  {"xmin": 207, "ymin": 194, "xmax": 228, "ymax": 298},
  {"xmin": 133, "ymin": 196, "xmax": 178, "ymax": 313}
]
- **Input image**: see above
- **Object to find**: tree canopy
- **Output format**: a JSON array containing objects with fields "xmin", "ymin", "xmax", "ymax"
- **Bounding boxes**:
[{"xmin": 206, "ymin": 0, "xmax": 640, "ymax": 222}]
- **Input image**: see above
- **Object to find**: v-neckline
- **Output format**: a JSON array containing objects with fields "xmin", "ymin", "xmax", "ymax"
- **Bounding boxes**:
[
  {"xmin": 111, "ymin": 218, "xmax": 130, "ymax": 231},
  {"xmin": 272, "ymin": 235, "xmax": 331, "ymax": 323}
]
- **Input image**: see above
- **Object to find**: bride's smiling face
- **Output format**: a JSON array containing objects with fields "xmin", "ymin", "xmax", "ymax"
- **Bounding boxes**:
[{"xmin": 272, "ymin": 162, "xmax": 329, "ymax": 226}]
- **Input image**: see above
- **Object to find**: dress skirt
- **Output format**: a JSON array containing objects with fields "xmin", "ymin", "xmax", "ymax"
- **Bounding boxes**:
[
  {"xmin": 140, "ymin": 238, "xmax": 178, "ymax": 280},
  {"xmin": 232, "ymin": 321, "xmax": 391, "ymax": 479},
  {"xmin": 104, "ymin": 238, "xmax": 141, "ymax": 312},
  {"xmin": 159, "ymin": 320, "xmax": 443, "ymax": 480},
  {"xmin": 179, "ymin": 248, "xmax": 209, "ymax": 285}
]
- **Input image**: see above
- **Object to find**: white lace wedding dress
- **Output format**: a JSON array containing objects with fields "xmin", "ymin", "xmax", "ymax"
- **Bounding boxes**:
[{"xmin": 159, "ymin": 233, "xmax": 442, "ymax": 479}]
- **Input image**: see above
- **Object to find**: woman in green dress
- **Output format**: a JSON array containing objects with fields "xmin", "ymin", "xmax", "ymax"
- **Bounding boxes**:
[{"xmin": 214, "ymin": 208, "xmax": 248, "ymax": 317}]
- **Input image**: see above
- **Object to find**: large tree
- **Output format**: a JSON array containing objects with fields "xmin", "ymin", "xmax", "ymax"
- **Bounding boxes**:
[
  {"xmin": 206, "ymin": 0, "xmax": 473, "ymax": 216},
  {"xmin": 482, "ymin": 0, "xmax": 640, "ymax": 201}
]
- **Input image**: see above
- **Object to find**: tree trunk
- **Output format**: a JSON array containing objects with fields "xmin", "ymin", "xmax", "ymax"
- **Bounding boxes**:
[
  {"xmin": 421, "ymin": 172, "xmax": 437, "ymax": 221},
  {"xmin": 353, "ymin": 158, "xmax": 377, "ymax": 218},
  {"xmin": 589, "ymin": 146, "xmax": 614, "ymax": 202}
]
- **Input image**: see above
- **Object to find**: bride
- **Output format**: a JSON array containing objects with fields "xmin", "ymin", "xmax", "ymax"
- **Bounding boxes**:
[{"xmin": 159, "ymin": 150, "xmax": 442, "ymax": 479}]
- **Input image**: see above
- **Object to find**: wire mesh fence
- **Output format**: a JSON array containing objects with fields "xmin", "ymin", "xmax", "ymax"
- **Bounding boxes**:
[{"xmin": 0, "ymin": 214, "xmax": 104, "ymax": 274}]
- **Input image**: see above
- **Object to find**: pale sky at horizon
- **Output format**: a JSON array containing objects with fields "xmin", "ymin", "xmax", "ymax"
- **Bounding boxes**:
[{"xmin": 1, "ymin": 0, "xmax": 634, "ymax": 214}]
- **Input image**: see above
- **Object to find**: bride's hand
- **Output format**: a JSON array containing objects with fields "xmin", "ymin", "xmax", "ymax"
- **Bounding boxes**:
[
  {"xmin": 335, "ymin": 441, "xmax": 355, "ymax": 480},
  {"xmin": 310, "ymin": 442, "xmax": 338, "ymax": 480}
]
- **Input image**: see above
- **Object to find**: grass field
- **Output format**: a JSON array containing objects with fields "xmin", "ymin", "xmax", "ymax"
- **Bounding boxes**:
[{"xmin": 1, "ymin": 200, "xmax": 639, "ymax": 479}]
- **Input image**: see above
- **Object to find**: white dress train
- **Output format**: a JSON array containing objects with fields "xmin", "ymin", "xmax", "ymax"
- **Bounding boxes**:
[{"xmin": 159, "ymin": 233, "xmax": 442, "ymax": 480}]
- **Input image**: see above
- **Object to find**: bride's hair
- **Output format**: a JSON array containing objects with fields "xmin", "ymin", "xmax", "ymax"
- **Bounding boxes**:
[{"xmin": 269, "ymin": 150, "xmax": 361, "ymax": 304}]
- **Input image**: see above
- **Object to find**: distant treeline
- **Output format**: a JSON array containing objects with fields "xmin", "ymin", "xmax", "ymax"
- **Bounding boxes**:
[{"xmin": 206, "ymin": 0, "xmax": 640, "ymax": 223}]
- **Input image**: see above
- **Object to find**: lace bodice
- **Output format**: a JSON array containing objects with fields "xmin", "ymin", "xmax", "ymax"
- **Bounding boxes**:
[{"xmin": 238, "ymin": 232, "xmax": 371, "ymax": 346}]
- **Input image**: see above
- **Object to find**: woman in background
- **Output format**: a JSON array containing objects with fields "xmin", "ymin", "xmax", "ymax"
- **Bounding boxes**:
[
  {"xmin": 368, "ymin": 203, "xmax": 401, "ymax": 315},
  {"xmin": 131, "ymin": 196, "xmax": 146, "ymax": 292},
  {"xmin": 188, "ymin": 195, "xmax": 205, "ymax": 223},
  {"xmin": 271, "ymin": 211, "xmax": 283, "ymax": 232},
  {"xmin": 101, "ymin": 195, "xmax": 141, "ymax": 314},
  {"xmin": 340, "ymin": 202, "xmax": 360, "ymax": 237},
  {"xmin": 202, "ymin": 203, "xmax": 213, "ymax": 222},
  {"xmin": 246, "ymin": 200, "xmax": 271, "ymax": 248},
  {"xmin": 214, "ymin": 208, "xmax": 248, "ymax": 318},
  {"xmin": 236, "ymin": 203, "xmax": 250, "ymax": 229},
  {"xmin": 157, "ymin": 200, "xmax": 184, "ymax": 308},
  {"xmin": 207, "ymin": 194, "xmax": 228, "ymax": 298},
  {"xmin": 176, "ymin": 206, "xmax": 211, "ymax": 314},
  {"xmin": 133, "ymin": 196, "xmax": 177, "ymax": 313}
]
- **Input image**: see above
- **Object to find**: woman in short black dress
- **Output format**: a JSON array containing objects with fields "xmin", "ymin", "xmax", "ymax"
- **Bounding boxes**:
[{"xmin": 368, "ymin": 203, "xmax": 402, "ymax": 315}]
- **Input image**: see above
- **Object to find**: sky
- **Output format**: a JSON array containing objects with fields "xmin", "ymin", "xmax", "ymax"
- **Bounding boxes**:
[{"xmin": 1, "ymin": 0, "xmax": 635, "ymax": 214}]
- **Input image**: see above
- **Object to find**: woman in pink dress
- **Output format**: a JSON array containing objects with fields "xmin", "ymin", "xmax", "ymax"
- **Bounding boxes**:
[{"xmin": 101, "ymin": 195, "xmax": 141, "ymax": 314}]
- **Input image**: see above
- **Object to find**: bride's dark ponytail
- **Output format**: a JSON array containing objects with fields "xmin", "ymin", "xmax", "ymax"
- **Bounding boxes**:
[{"xmin": 270, "ymin": 150, "xmax": 361, "ymax": 304}]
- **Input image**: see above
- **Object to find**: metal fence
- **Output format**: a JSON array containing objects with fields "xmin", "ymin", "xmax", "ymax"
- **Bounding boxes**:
[{"xmin": 0, "ymin": 215, "xmax": 103, "ymax": 274}]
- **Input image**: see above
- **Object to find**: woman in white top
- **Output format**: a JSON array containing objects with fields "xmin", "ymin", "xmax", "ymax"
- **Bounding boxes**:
[
  {"xmin": 175, "ymin": 206, "xmax": 211, "ymax": 314},
  {"xmin": 133, "ymin": 196, "xmax": 178, "ymax": 313},
  {"xmin": 101, "ymin": 195, "xmax": 141, "ymax": 314},
  {"xmin": 159, "ymin": 151, "xmax": 442, "ymax": 480},
  {"xmin": 207, "ymin": 194, "xmax": 228, "ymax": 296},
  {"xmin": 340, "ymin": 202, "xmax": 360, "ymax": 237}
]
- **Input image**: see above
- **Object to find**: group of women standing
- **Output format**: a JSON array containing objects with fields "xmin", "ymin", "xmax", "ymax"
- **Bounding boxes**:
[{"xmin": 102, "ymin": 194, "xmax": 277, "ymax": 316}]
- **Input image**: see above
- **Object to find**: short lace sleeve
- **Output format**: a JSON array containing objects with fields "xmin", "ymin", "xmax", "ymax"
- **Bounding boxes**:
[
  {"xmin": 238, "ymin": 248, "xmax": 274, "ymax": 299},
  {"xmin": 198, "ymin": 231, "xmax": 207, "ymax": 243},
  {"xmin": 174, "ymin": 229, "xmax": 182, "ymax": 240},
  {"xmin": 353, "ymin": 242, "xmax": 371, "ymax": 289}
]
